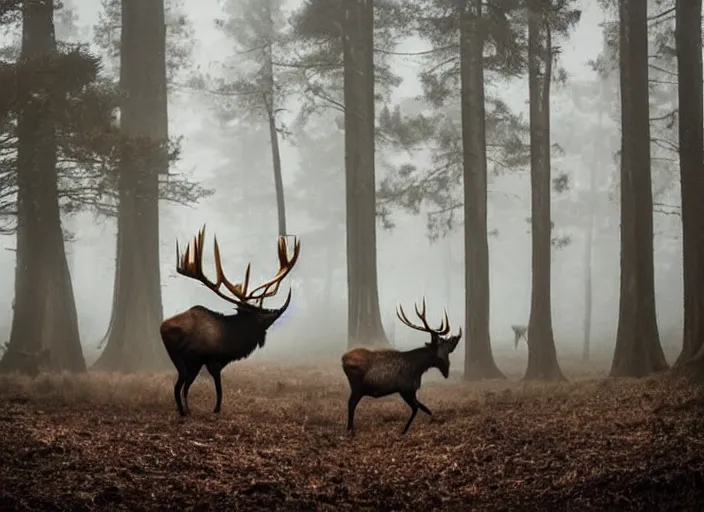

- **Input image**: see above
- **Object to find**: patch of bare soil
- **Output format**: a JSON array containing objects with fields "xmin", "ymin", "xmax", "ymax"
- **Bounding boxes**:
[{"xmin": 0, "ymin": 359, "xmax": 703, "ymax": 511}]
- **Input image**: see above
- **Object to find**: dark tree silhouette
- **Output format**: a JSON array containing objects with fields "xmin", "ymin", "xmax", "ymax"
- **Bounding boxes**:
[
  {"xmin": 610, "ymin": 0, "xmax": 668, "ymax": 378},
  {"xmin": 459, "ymin": 0, "xmax": 504, "ymax": 380},
  {"xmin": 289, "ymin": 0, "xmax": 413, "ymax": 348},
  {"xmin": 0, "ymin": 0, "xmax": 85, "ymax": 374},
  {"xmin": 93, "ymin": 0, "xmax": 170, "ymax": 372},
  {"xmin": 342, "ymin": 0, "xmax": 388, "ymax": 347},
  {"xmin": 675, "ymin": 0, "xmax": 704, "ymax": 376},
  {"xmin": 523, "ymin": 0, "xmax": 565, "ymax": 381}
]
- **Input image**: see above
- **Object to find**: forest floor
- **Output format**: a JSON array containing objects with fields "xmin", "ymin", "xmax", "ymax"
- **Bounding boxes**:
[{"xmin": 1, "ymin": 350, "xmax": 703, "ymax": 511}]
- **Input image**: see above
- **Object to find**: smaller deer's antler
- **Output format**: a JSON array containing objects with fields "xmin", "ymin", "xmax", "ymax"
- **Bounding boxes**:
[{"xmin": 396, "ymin": 297, "xmax": 451, "ymax": 337}]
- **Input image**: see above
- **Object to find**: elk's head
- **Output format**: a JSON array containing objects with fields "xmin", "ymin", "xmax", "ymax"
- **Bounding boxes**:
[
  {"xmin": 175, "ymin": 226, "xmax": 301, "ymax": 332},
  {"xmin": 397, "ymin": 298, "xmax": 462, "ymax": 378}
]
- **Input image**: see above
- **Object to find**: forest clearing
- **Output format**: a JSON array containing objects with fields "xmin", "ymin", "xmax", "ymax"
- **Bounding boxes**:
[
  {"xmin": 2, "ymin": 352, "xmax": 703, "ymax": 511},
  {"xmin": 3, "ymin": 0, "xmax": 704, "ymax": 509}
]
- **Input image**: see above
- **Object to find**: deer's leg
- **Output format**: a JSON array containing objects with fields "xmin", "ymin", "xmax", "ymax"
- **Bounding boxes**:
[
  {"xmin": 400, "ymin": 391, "xmax": 420, "ymax": 434},
  {"xmin": 347, "ymin": 391, "xmax": 362, "ymax": 434},
  {"xmin": 402, "ymin": 389, "xmax": 431, "ymax": 415},
  {"xmin": 182, "ymin": 362, "xmax": 202, "ymax": 415},
  {"xmin": 416, "ymin": 399, "xmax": 432, "ymax": 416},
  {"xmin": 206, "ymin": 363, "xmax": 223, "ymax": 413}
]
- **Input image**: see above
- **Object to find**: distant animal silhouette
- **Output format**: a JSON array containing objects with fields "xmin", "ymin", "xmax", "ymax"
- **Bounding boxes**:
[
  {"xmin": 160, "ymin": 225, "xmax": 300, "ymax": 416},
  {"xmin": 341, "ymin": 298, "xmax": 462, "ymax": 435},
  {"xmin": 512, "ymin": 324, "xmax": 528, "ymax": 349}
]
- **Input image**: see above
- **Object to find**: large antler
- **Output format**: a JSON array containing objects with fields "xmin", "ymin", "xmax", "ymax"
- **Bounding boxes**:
[
  {"xmin": 396, "ymin": 297, "xmax": 451, "ymax": 337},
  {"xmin": 176, "ymin": 225, "xmax": 300, "ymax": 308},
  {"xmin": 236, "ymin": 235, "xmax": 301, "ymax": 305}
]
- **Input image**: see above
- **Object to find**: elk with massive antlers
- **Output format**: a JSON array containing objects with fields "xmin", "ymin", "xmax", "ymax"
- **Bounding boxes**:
[
  {"xmin": 341, "ymin": 298, "xmax": 462, "ymax": 435},
  {"xmin": 160, "ymin": 226, "xmax": 301, "ymax": 417}
]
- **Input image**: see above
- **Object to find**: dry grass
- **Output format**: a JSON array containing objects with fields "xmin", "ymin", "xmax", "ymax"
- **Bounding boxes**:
[{"xmin": 1, "ymin": 352, "xmax": 703, "ymax": 511}]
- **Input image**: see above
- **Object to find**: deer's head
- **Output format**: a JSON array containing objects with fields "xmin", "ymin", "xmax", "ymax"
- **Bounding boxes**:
[{"xmin": 397, "ymin": 298, "xmax": 462, "ymax": 378}]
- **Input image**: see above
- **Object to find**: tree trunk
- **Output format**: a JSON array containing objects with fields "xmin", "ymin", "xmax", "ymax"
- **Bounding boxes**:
[
  {"xmin": 0, "ymin": 0, "xmax": 85, "ymax": 375},
  {"xmin": 263, "ymin": 1, "xmax": 287, "ymax": 238},
  {"xmin": 444, "ymin": 235, "xmax": 452, "ymax": 306},
  {"xmin": 610, "ymin": 0, "xmax": 668, "ymax": 378},
  {"xmin": 266, "ymin": 105, "xmax": 286, "ymax": 237},
  {"xmin": 523, "ymin": 2, "xmax": 564, "ymax": 381},
  {"xmin": 582, "ymin": 83, "xmax": 604, "ymax": 362},
  {"xmin": 675, "ymin": 0, "xmax": 704, "ymax": 373},
  {"xmin": 93, "ymin": 0, "xmax": 168, "ymax": 372},
  {"xmin": 581, "ymin": 212, "xmax": 593, "ymax": 362},
  {"xmin": 342, "ymin": 0, "xmax": 388, "ymax": 348},
  {"xmin": 460, "ymin": 0, "xmax": 504, "ymax": 380}
]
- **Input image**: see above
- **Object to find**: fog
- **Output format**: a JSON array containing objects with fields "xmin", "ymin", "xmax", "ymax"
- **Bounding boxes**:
[{"xmin": 0, "ymin": 0, "xmax": 683, "ymax": 366}]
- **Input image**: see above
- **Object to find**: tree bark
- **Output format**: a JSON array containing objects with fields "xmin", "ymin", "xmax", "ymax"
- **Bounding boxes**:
[
  {"xmin": 675, "ymin": 0, "xmax": 704, "ymax": 374},
  {"xmin": 266, "ymin": 104, "xmax": 286, "ymax": 237},
  {"xmin": 342, "ymin": 0, "xmax": 388, "ymax": 348},
  {"xmin": 0, "ymin": 0, "xmax": 85, "ymax": 374},
  {"xmin": 460, "ymin": 0, "xmax": 504, "ymax": 380},
  {"xmin": 523, "ymin": 1, "xmax": 565, "ymax": 381},
  {"xmin": 93, "ymin": 0, "xmax": 169, "ymax": 372},
  {"xmin": 581, "ymin": 211, "xmax": 593, "ymax": 362},
  {"xmin": 610, "ymin": 0, "xmax": 668, "ymax": 378},
  {"xmin": 582, "ymin": 82, "xmax": 604, "ymax": 362},
  {"xmin": 263, "ymin": 1, "xmax": 287, "ymax": 238}
]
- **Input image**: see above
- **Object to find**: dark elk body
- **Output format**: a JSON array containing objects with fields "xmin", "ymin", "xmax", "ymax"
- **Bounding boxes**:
[
  {"xmin": 342, "ymin": 299, "xmax": 462, "ymax": 435},
  {"xmin": 160, "ymin": 226, "xmax": 300, "ymax": 416}
]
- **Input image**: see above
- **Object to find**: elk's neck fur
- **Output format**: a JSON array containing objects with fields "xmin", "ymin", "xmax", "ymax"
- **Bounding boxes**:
[{"xmin": 193, "ymin": 306, "xmax": 274, "ymax": 361}]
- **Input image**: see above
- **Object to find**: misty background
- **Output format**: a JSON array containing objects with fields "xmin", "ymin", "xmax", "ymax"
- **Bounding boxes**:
[{"xmin": 0, "ymin": 0, "xmax": 683, "ymax": 365}]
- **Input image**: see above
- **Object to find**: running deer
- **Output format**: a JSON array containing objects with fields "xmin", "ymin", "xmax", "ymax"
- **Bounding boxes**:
[
  {"xmin": 160, "ymin": 226, "xmax": 301, "ymax": 416},
  {"xmin": 341, "ymin": 299, "xmax": 462, "ymax": 435}
]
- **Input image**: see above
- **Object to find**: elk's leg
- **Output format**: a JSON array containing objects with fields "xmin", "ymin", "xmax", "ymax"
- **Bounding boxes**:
[
  {"xmin": 182, "ymin": 362, "xmax": 202, "ymax": 415},
  {"xmin": 206, "ymin": 363, "xmax": 223, "ymax": 413},
  {"xmin": 172, "ymin": 360, "xmax": 187, "ymax": 417},
  {"xmin": 174, "ymin": 376, "xmax": 186, "ymax": 416},
  {"xmin": 400, "ymin": 391, "xmax": 420, "ymax": 434},
  {"xmin": 347, "ymin": 391, "xmax": 362, "ymax": 434}
]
